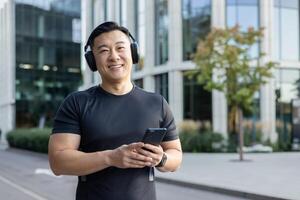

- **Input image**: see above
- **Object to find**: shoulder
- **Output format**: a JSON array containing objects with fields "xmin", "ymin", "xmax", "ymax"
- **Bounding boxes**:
[
  {"xmin": 66, "ymin": 86, "xmax": 98, "ymax": 102},
  {"xmin": 58, "ymin": 86, "xmax": 98, "ymax": 111},
  {"xmin": 134, "ymin": 86, "xmax": 163, "ymax": 102}
]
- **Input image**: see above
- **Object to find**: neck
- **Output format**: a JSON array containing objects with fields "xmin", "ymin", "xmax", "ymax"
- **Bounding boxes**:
[{"xmin": 100, "ymin": 81, "xmax": 133, "ymax": 95}]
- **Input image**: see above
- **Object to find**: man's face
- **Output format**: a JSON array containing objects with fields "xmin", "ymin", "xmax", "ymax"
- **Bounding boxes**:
[{"xmin": 92, "ymin": 30, "xmax": 133, "ymax": 84}]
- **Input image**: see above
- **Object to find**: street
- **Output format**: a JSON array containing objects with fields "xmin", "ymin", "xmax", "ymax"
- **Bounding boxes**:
[{"xmin": 0, "ymin": 148, "xmax": 250, "ymax": 200}]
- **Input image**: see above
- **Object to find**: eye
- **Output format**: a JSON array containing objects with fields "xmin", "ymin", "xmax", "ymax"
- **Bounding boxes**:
[
  {"xmin": 117, "ymin": 46, "xmax": 125, "ymax": 51},
  {"xmin": 99, "ymin": 49, "xmax": 109, "ymax": 54}
]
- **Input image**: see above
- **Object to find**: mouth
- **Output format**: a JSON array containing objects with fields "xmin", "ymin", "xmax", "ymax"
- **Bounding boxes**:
[{"xmin": 108, "ymin": 64, "xmax": 123, "ymax": 69}]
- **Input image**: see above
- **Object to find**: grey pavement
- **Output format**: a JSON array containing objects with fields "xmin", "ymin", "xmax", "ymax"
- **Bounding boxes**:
[
  {"xmin": 1, "ymin": 142, "xmax": 299, "ymax": 200},
  {"xmin": 156, "ymin": 152, "xmax": 300, "ymax": 200}
]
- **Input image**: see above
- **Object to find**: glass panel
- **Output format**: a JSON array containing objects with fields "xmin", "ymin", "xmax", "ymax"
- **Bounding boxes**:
[
  {"xmin": 226, "ymin": 0, "xmax": 259, "ymax": 57},
  {"xmin": 273, "ymin": 0, "xmax": 299, "ymax": 61},
  {"xmin": 276, "ymin": 68, "xmax": 300, "ymax": 149},
  {"xmin": 182, "ymin": 0, "xmax": 211, "ymax": 60},
  {"xmin": 15, "ymin": 0, "xmax": 82, "ymax": 127},
  {"xmin": 281, "ymin": 7, "xmax": 299, "ymax": 60},
  {"xmin": 134, "ymin": 79, "xmax": 144, "ymax": 88},
  {"xmin": 183, "ymin": 74, "xmax": 212, "ymax": 121},
  {"xmin": 155, "ymin": 73, "xmax": 169, "ymax": 101},
  {"xmin": 155, "ymin": 0, "xmax": 169, "ymax": 65}
]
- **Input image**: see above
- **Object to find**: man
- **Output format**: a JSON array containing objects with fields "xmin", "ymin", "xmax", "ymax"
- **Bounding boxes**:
[{"xmin": 48, "ymin": 21, "xmax": 182, "ymax": 200}]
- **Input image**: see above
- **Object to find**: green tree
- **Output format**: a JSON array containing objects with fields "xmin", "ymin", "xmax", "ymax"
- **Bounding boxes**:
[{"xmin": 187, "ymin": 25, "xmax": 276, "ymax": 160}]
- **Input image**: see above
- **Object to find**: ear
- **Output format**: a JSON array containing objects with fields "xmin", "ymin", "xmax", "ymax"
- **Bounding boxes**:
[
  {"xmin": 85, "ymin": 51, "xmax": 97, "ymax": 71},
  {"xmin": 130, "ymin": 42, "xmax": 139, "ymax": 64}
]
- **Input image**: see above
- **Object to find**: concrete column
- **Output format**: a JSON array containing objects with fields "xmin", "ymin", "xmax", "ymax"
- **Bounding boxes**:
[
  {"xmin": 260, "ymin": 0, "xmax": 277, "ymax": 143},
  {"xmin": 143, "ymin": 0, "xmax": 155, "ymax": 93},
  {"xmin": 0, "ymin": 0, "xmax": 15, "ymax": 144},
  {"xmin": 81, "ymin": 0, "xmax": 94, "ymax": 89},
  {"xmin": 169, "ymin": 71, "xmax": 183, "ymax": 124},
  {"xmin": 125, "ymin": 0, "xmax": 135, "ymax": 34},
  {"xmin": 168, "ymin": 0, "xmax": 182, "ymax": 64},
  {"xmin": 167, "ymin": 0, "xmax": 183, "ymax": 124},
  {"xmin": 211, "ymin": 0, "xmax": 227, "ymax": 138},
  {"xmin": 143, "ymin": 76, "xmax": 155, "ymax": 93}
]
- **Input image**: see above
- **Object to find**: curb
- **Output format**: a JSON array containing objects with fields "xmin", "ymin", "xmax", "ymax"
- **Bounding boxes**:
[{"xmin": 156, "ymin": 177, "xmax": 291, "ymax": 200}]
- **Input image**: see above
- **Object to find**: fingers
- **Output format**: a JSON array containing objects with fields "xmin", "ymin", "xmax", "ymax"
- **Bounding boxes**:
[
  {"xmin": 127, "ymin": 142, "xmax": 145, "ymax": 151},
  {"xmin": 137, "ymin": 144, "xmax": 164, "ymax": 166},
  {"xmin": 114, "ymin": 143, "xmax": 153, "ymax": 168}
]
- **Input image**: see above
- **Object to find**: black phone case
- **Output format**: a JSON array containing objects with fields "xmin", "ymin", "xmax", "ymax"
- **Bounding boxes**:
[{"xmin": 142, "ymin": 128, "xmax": 167, "ymax": 146}]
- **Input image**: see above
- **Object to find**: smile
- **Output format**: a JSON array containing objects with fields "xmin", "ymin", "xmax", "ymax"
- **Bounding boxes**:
[{"xmin": 108, "ymin": 64, "xmax": 123, "ymax": 69}]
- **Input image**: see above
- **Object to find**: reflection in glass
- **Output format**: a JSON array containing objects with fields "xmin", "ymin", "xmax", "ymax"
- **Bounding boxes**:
[
  {"xmin": 134, "ymin": 79, "xmax": 144, "ymax": 89},
  {"xmin": 276, "ymin": 68, "xmax": 300, "ymax": 149},
  {"xmin": 155, "ymin": 0, "xmax": 168, "ymax": 65},
  {"xmin": 182, "ymin": 0, "xmax": 211, "ymax": 61},
  {"xmin": 15, "ymin": 0, "xmax": 82, "ymax": 127},
  {"xmin": 226, "ymin": 0, "xmax": 259, "ymax": 58},
  {"xmin": 274, "ymin": 0, "xmax": 299, "ymax": 61},
  {"xmin": 183, "ymin": 74, "xmax": 212, "ymax": 122},
  {"xmin": 155, "ymin": 73, "xmax": 169, "ymax": 101}
]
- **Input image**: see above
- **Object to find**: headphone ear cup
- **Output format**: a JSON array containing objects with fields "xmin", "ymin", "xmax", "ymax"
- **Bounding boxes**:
[
  {"xmin": 130, "ymin": 42, "xmax": 139, "ymax": 64},
  {"xmin": 85, "ymin": 51, "xmax": 97, "ymax": 72}
]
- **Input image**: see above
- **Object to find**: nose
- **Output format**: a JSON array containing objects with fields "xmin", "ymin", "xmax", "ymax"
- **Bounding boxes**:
[{"xmin": 108, "ymin": 49, "xmax": 120, "ymax": 61}]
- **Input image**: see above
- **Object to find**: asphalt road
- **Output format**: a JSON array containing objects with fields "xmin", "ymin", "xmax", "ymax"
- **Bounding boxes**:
[{"xmin": 0, "ymin": 148, "xmax": 251, "ymax": 200}]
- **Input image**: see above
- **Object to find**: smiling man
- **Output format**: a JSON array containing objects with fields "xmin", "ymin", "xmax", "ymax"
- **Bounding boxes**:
[{"xmin": 48, "ymin": 21, "xmax": 182, "ymax": 200}]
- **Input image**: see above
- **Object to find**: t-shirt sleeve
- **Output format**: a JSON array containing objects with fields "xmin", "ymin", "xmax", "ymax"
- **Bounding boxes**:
[
  {"xmin": 52, "ymin": 93, "xmax": 81, "ymax": 135},
  {"xmin": 160, "ymin": 97, "xmax": 179, "ymax": 142}
]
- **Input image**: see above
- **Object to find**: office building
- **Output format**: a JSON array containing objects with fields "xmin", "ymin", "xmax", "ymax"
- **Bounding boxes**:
[{"xmin": 0, "ymin": 0, "xmax": 81, "ymax": 142}]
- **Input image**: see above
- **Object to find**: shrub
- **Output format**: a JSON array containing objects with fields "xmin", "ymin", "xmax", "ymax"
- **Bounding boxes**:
[
  {"xmin": 180, "ymin": 130, "xmax": 224, "ymax": 152},
  {"xmin": 179, "ymin": 120, "xmax": 225, "ymax": 152},
  {"xmin": 6, "ymin": 128, "xmax": 51, "ymax": 153}
]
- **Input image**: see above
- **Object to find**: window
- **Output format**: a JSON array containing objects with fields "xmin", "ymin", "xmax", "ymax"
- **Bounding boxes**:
[
  {"xmin": 226, "ymin": 0, "xmax": 260, "ymax": 57},
  {"xmin": 183, "ymin": 74, "xmax": 212, "ymax": 121},
  {"xmin": 15, "ymin": 0, "xmax": 82, "ymax": 127},
  {"xmin": 155, "ymin": 0, "xmax": 168, "ymax": 65},
  {"xmin": 182, "ymin": 0, "xmax": 211, "ymax": 60},
  {"xmin": 155, "ymin": 73, "xmax": 169, "ymax": 101},
  {"xmin": 274, "ymin": 0, "xmax": 299, "ymax": 61},
  {"xmin": 275, "ymin": 68, "xmax": 300, "ymax": 147},
  {"xmin": 134, "ymin": 79, "xmax": 143, "ymax": 88}
]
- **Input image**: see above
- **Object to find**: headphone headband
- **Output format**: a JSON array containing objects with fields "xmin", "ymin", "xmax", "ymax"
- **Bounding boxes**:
[
  {"xmin": 84, "ymin": 21, "xmax": 139, "ymax": 72},
  {"xmin": 84, "ymin": 22, "xmax": 136, "ymax": 52}
]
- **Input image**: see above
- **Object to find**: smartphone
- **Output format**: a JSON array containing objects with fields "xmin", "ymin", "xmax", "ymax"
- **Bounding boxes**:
[{"xmin": 142, "ymin": 128, "xmax": 167, "ymax": 146}]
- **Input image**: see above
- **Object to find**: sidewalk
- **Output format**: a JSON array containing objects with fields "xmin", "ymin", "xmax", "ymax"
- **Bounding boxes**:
[{"xmin": 156, "ymin": 152, "xmax": 300, "ymax": 200}]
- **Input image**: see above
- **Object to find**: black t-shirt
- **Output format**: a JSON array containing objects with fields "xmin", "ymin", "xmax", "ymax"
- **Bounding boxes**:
[{"xmin": 52, "ymin": 85, "xmax": 178, "ymax": 200}]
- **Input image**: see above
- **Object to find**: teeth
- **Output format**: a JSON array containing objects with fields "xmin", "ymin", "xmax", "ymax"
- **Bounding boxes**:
[{"xmin": 109, "ymin": 64, "xmax": 122, "ymax": 68}]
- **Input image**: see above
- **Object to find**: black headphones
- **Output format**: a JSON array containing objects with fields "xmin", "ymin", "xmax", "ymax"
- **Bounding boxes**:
[{"xmin": 84, "ymin": 22, "xmax": 139, "ymax": 72}]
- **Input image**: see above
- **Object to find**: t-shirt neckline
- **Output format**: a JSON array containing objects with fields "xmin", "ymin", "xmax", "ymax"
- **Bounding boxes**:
[{"xmin": 97, "ymin": 84, "xmax": 135, "ymax": 97}]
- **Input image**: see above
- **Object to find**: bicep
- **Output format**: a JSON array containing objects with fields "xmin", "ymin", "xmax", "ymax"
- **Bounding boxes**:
[{"xmin": 48, "ymin": 133, "xmax": 81, "ymax": 157}]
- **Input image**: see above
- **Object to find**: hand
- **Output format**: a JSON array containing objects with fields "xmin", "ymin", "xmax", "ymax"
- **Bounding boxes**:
[
  {"xmin": 137, "ymin": 144, "xmax": 164, "ymax": 167},
  {"xmin": 107, "ymin": 142, "xmax": 153, "ymax": 169}
]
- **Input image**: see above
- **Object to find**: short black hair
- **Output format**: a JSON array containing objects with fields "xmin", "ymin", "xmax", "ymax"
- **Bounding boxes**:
[{"xmin": 84, "ymin": 21, "xmax": 131, "ymax": 51}]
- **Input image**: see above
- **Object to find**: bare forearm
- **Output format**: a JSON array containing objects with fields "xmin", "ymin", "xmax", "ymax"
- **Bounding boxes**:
[
  {"xmin": 157, "ymin": 149, "xmax": 182, "ymax": 172},
  {"xmin": 49, "ymin": 149, "xmax": 112, "ymax": 176}
]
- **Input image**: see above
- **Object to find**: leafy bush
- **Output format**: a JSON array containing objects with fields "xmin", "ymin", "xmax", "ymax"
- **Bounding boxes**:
[
  {"xmin": 180, "ymin": 131, "xmax": 224, "ymax": 152},
  {"xmin": 6, "ymin": 128, "xmax": 51, "ymax": 153},
  {"xmin": 178, "ymin": 120, "xmax": 224, "ymax": 152}
]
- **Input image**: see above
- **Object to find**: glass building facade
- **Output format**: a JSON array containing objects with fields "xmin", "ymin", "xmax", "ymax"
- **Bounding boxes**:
[
  {"xmin": 182, "ymin": 0, "xmax": 211, "ymax": 60},
  {"xmin": 183, "ymin": 75, "xmax": 212, "ymax": 121},
  {"xmin": 15, "ymin": 0, "xmax": 82, "ymax": 127},
  {"xmin": 181, "ymin": 0, "xmax": 212, "ymax": 124},
  {"xmin": 155, "ymin": 73, "xmax": 169, "ymax": 102},
  {"xmin": 155, "ymin": 0, "xmax": 169, "ymax": 65},
  {"xmin": 82, "ymin": 0, "xmax": 300, "ymax": 145},
  {"xmin": 226, "ymin": 0, "xmax": 261, "ymax": 140},
  {"xmin": 274, "ymin": 0, "xmax": 299, "ymax": 61}
]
